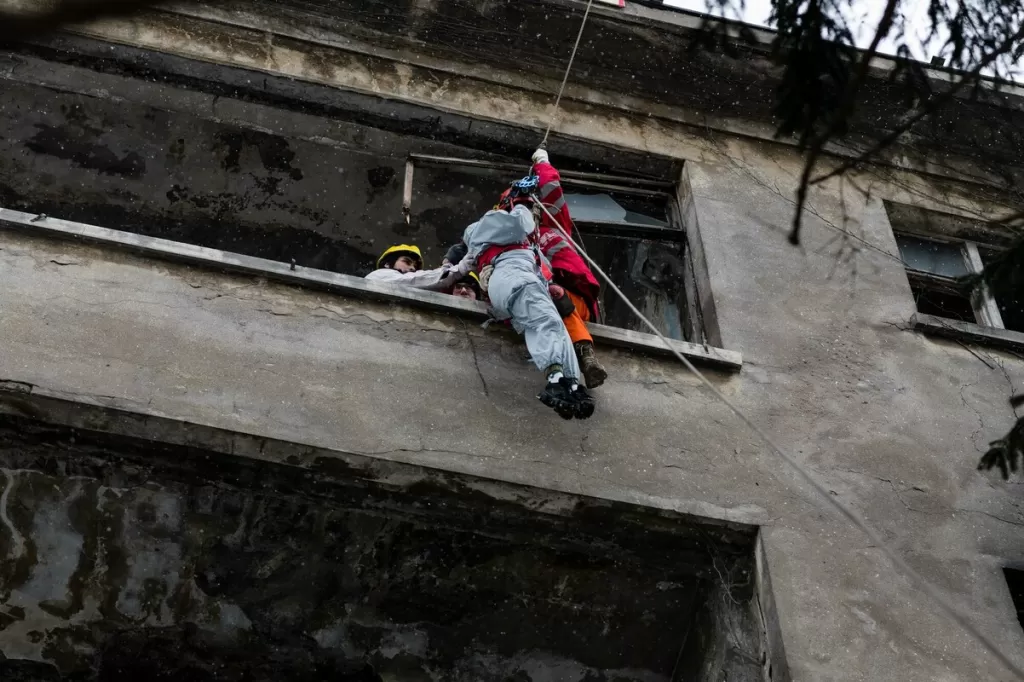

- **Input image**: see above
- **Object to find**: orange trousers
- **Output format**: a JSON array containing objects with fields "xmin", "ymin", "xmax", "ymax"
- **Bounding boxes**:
[{"xmin": 562, "ymin": 291, "xmax": 593, "ymax": 345}]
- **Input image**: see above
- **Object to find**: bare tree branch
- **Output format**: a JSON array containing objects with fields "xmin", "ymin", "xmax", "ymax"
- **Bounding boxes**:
[
  {"xmin": 801, "ymin": 21, "xmax": 1024, "ymax": 208},
  {"xmin": 790, "ymin": 0, "xmax": 901, "ymax": 245}
]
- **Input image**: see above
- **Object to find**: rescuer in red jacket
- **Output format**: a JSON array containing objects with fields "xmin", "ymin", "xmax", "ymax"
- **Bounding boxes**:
[{"xmin": 506, "ymin": 148, "xmax": 608, "ymax": 389}]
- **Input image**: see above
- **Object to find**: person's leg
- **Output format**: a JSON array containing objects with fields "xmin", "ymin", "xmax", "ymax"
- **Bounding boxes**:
[
  {"xmin": 488, "ymin": 258, "xmax": 593, "ymax": 419},
  {"xmin": 562, "ymin": 309, "xmax": 592, "ymax": 345},
  {"xmin": 566, "ymin": 292, "xmax": 607, "ymax": 388},
  {"xmin": 506, "ymin": 280, "xmax": 581, "ymax": 380}
]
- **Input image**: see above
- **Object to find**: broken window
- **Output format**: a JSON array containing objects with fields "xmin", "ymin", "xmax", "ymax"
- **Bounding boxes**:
[
  {"xmin": 887, "ymin": 202, "xmax": 1022, "ymax": 335},
  {"xmin": 894, "ymin": 232, "xmax": 1020, "ymax": 332},
  {"xmin": 407, "ymin": 155, "xmax": 698, "ymax": 341}
]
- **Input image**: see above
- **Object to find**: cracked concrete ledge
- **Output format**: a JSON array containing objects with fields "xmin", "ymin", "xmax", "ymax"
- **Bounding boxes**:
[
  {"xmin": 0, "ymin": 206, "xmax": 743, "ymax": 370},
  {"xmin": 912, "ymin": 313, "xmax": 1024, "ymax": 354},
  {"xmin": 0, "ymin": 382, "xmax": 763, "ymax": 537}
]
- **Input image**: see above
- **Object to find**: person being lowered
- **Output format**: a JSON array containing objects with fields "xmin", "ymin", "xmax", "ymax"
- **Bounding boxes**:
[
  {"xmin": 458, "ymin": 188, "xmax": 595, "ymax": 420},
  {"xmin": 444, "ymin": 151, "xmax": 609, "ymax": 389},
  {"xmin": 516, "ymin": 148, "xmax": 608, "ymax": 388}
]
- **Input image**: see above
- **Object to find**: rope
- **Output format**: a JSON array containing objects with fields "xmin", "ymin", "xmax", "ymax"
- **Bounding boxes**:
[
  {"xmin": 541, "ymin": 0, "xmax": 596, "ymax": 147},
  {"xmin": 529, "ymin": 195, "xmax": 1024, "ymax": 680}
]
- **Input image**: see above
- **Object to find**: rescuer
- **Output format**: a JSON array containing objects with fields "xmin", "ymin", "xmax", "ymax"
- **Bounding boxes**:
[
  {"xmin": 517, "ymin": 148, "xmax": 608, "ymax": 389},
  {"xmin": 365, "ymin": 244, "xmax": 474, "ymax": 291},
  {"xmin": 460, "ymin": 201, "xmax": 595, "ymax": 420}
]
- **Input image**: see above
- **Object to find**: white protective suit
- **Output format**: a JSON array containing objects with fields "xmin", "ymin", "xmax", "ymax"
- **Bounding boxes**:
[
  {"xmin": 365, "ymin": 265, "xmax": 462, "ymax": 291},
  {"xmin": 463, "ymin": 206, "xmax": 581, "ymax": 379}
]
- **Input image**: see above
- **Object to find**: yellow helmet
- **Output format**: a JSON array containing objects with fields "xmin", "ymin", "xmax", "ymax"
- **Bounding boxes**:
[
  {"xmin": 376, "ymin": 244, "xmax": 423, "ymax": 269},
  {"xmin": 454, "ymin": 271, "xmax": 481, "ymax": 294}
]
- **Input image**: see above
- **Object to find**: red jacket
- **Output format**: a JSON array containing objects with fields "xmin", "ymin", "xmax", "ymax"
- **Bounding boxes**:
[{"xmin": 533, "ymin": 161, "xmax": 601, "ymax": 318}]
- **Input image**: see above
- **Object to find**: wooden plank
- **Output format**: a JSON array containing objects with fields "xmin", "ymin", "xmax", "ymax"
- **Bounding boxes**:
[
  {"xmin": 575, "ymin": 219, "xmax": 684, "ymax": 241},
  {"xmin": 911, "ymin": 313, "xmax": 1024, "ymax": 353},
  {"xmin": 409, "ymin": 153, "xmax": 674, "ymax": 190},
  {"xmin": 402, "ymin": 159, "xmax": 415, "ymax": 225}
]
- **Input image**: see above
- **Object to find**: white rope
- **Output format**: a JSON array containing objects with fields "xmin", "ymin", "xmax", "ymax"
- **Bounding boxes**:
[
  {"xmin": 541, "ymin": 0, "xmax": 596, "ymax": 147},
  {"xmin": 530, "ymin": 196, "xmax": 1024, "ymax": 680}
]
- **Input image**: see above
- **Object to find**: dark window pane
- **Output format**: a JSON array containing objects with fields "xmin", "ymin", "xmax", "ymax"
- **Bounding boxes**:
[
  {"xmin": 994, "ymin": 290, "xmax": 1024, "ymax": 333},
  {"xmin": 895, "ymin": 234, "xmax": 970, "ymax": 278},
  {"xmin": 580, "ymin": 235, "xmax": 689, "ymax": 340},
  {"xmin": 909, "ymin": 281, "xmax": 977, "ymax": 323}
]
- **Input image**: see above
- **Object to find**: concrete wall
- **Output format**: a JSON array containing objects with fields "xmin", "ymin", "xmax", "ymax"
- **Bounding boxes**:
[
  {"xmin": 1, "ymin": 5, "xmax": 1024, "ymax": 682},
  {"xmin": 0, "ymin": 414, "xmax": 762, "ymax": 682},
  {"xmin": 0, "ymin": 74, "xmax": 492, "ymax": 275}
]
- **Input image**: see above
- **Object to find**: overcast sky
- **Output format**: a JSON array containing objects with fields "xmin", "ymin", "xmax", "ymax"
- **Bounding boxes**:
[
  {"xmin": 663, "ymin": 0, "xmax": 1022, "ymax": 78},
  {"xmin": 665, "ymin": 0, "xmax": 931, "ymax": 58}
]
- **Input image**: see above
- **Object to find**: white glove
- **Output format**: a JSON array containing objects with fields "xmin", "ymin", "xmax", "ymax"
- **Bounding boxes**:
[
  {"xmin": 457, "ymin": 255, "xmax": 477, "ymax": 276},
  {"xmin": 531, "ymin": 148, "xmax": 549, "ymax": 165},
  {"xmin": 478, "ymin": 265, "xmax": 494, "ymax": 293}
]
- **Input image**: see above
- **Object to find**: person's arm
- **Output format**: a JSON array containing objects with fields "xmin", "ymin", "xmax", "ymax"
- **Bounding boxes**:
[
  {"xmin": 532, "ymin": 149, "xmax": 574, "ymax": 238},
  {"xmin": 365, "ymin": 266, "xmax": 452, "ymax": 290},
  {"xmin": 365, "ymin": 258, "xmax": 476, "ymax": 292}
]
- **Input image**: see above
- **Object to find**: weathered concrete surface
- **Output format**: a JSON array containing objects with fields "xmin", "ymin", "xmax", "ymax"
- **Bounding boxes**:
[
  {"xmin": 0, "ymin": 415, "xmax": 761, "ymax": 681},
  {"xmin": 0, "ymin": 5, "xmax": 1022, "ymax": 681},
  {"xmin": 50, "ymin": 0, "xmax": 1024, "ymax": 194},
  {"xmin": 0, "ymin": 166, "xmax": 1023, "ymax": 680},
  {"xmin": 0, "ymin": 50, "xmax": 680, "ymax": 277},
  {"xmin": 0, "ymin": 66, "xmax": 492, "ymax": 275}
]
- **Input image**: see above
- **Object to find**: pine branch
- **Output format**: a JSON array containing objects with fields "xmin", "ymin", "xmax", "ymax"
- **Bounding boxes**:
[
  {"xmin": 978, "ymin": 403, "xmax": 1024, "ymax": 480},
  {"xmin": 789, "ymin": 0, "xmax": 901, "ymax": 245},
  {"xmin": 797, "ymin": 19, "xmax": 1024, "ymax": 223}
]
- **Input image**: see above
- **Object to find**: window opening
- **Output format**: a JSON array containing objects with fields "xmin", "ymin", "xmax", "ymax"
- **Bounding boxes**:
[
  {"xmin": 406, "ymin": 155, "xmax": 696, "ymax": 341},
  {"xmin": 894, "ymin": 231, "xmax": 1019, "ymax": 332},
  {"xmin": 895, "ymin": 234, "xmax": 971, "ymax": 278}
]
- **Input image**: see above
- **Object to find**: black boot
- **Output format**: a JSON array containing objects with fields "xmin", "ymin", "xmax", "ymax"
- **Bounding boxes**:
[
  {"xmin": 571, "ymin": 383, "xmax": 596, "ymax": 420},
  {"xmin": 538, "ymin": 377, "xmax": 577, "ymax": 420},
  {"xmin": 575, "ymin": 341, "xmax": 608, "ymax": 389}
]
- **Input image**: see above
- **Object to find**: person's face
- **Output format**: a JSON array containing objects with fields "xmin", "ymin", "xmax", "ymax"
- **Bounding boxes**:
[
  {"xmin": 452, "ymin": 282, "xmax": 479, "ymax": 301},
  {"xmin": 390, "ymin": 255, "xmax": 418, "ymax": 273}
]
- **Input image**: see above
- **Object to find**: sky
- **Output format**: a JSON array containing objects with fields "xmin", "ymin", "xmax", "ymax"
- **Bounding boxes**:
[
  {"xmin": 664, "ymin": 0, "xmax": 932, "ymax": 58},
  {"xmin": 663, "ymin": 0, "xmax": 1023, "ymax": 79}
]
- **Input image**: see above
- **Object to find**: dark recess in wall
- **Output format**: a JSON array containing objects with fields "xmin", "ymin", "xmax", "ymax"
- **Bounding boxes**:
[{"xmin": 0, "ymin": 414, "xmax": 764, "ymax": 681}]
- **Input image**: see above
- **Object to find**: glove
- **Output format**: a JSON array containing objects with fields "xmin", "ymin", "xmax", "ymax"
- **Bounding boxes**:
[
  {"xmin": 548, "ymin": 284, "xmax": 575, "ymax": 318},
  {"xmin": 531, "ymin": 148, "xmax": 550, "ymax": 166},
  {"xmin": 457, "ymin": 255, "xmax": 477, "ymax": 276},
  {"xmin": 479, "ymin": 265, "xmax": 494, "ymax": 293}
]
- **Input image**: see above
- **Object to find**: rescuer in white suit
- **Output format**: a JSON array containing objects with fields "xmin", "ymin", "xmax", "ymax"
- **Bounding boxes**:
[{"xmin": 461, "ymin": 204, "xmax": 595, "ymax": 420}]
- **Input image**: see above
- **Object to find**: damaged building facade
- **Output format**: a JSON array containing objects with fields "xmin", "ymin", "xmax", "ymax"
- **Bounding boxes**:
[{"xmin": 0, "ymin": 1, "xmax": 1023, "ymax": 680}]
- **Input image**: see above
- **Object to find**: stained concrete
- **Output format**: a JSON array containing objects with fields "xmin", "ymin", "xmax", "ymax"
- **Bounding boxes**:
[
  {"xmin": 0, "ymin": 3, "xmax": 1023, "ymax": 681},
  {"xmin": 0, "ymin": 52, "xmax": 677, "ymax": 277},
  {"xmin": 0, "ymin": 414, "xmax": 760, "ymax": 681}
]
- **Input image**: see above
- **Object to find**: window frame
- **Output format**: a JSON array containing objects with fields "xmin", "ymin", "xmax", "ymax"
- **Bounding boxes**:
[
  {"xmin": 896, "ymin": 232, "xmax": 1006, "ymax": 330},
  {"xmin": 403, "ymin": 154, "xmax": 703, "ymax": 343},
  {"xmin": 405, "ymin": 154, "xmax": 682, "ymax": 241}
]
